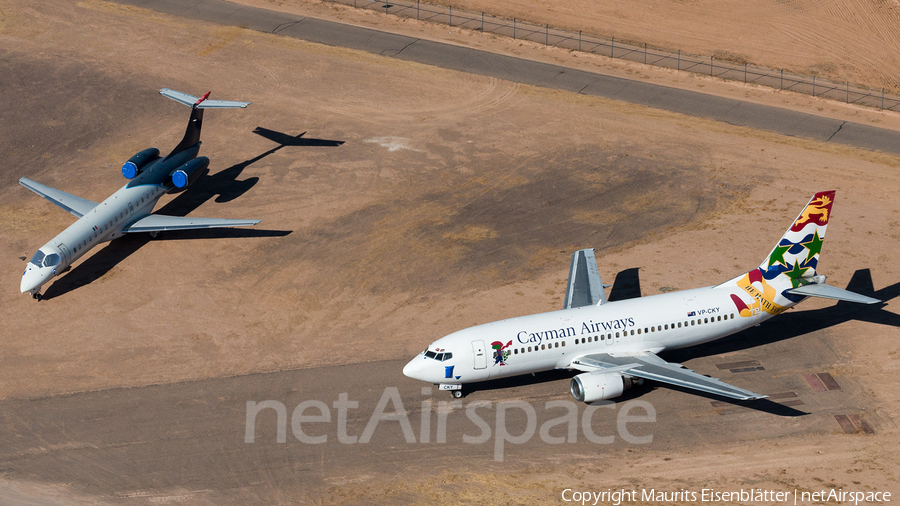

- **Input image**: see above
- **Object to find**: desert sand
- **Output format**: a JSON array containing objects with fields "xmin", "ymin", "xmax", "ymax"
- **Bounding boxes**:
[{"xmin": 0, "ymin": 0, "xmax": 897, "ymax": 503}]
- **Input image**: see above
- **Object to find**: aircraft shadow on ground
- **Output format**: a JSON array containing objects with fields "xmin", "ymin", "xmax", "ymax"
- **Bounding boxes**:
[
  {"xmin": 462, "ymin": 268, "xmax": 898, "ymax": 417},
  {"xmin": 43, "ymin": 128, "xmax": 343, "ymax": 299}
]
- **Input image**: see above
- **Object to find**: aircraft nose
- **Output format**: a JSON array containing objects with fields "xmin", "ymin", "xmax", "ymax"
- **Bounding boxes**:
[
  {"xmin": 20, "ymin": 265, "xmax": 45, "ymax": 294},
  {"xmin": 403, "ymin": 357, "xmax": 427, "ymax": 381}
]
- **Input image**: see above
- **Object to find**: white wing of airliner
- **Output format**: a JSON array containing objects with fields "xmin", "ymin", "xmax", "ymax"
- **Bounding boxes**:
[
  {"xmin": 564, "ymin": 248, "xmax": 609, "ymax": 309},
  {"xmin": 19, "ymin": 177, "xmax": 98, "ymax": 218},
  {"xmin": 571, "ymin": 351, "xmax": 766, "ymax": 401},
  {"xmin": 122, "ymin": 214, "xmax": 261, "ymax": 232}
]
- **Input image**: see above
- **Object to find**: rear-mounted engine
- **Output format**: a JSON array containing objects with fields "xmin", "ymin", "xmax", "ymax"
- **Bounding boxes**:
[
  {"xmin": 122, "ymin": 148, "xmax": 160, "ymax": 179},
  {"xmin": 170, "ymin": 156, "xmax": 210, "ymax": 189}
]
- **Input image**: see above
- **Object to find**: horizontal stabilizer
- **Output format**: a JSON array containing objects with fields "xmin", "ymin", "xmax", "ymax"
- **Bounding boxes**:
[
  {"xmin": 787, "ymin": 283, "xmax": 880, "ymax": 304},
  {"xmin": 160, "ymin": 88, "xmax": 251, "ymax": 109},
  {"xmin": 19, "ymin": 177, "xmax": 98, "ymax": 218},
  {"xmin": 123, "ymin": 214, "xmax": 260, "ymax": 233},
  {"xmin": 564, "ymin": 248, "xmax": 608, "ymax": 309},
  {"xmin": 573, "ymin": 352, "xmax": 766, "ymax": 401}
]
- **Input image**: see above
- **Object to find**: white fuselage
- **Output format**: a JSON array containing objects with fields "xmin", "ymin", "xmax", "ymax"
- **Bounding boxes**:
[
  {"xmin": 20, "ymin": 182, "xmax": 167, "ymax": 294},
  {"xmin": 402, "ymin": 281, "xmax": 790, "ymax": 387}
]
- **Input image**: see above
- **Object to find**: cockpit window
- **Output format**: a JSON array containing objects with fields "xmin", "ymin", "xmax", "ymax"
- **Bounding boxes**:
[
  {"xmin": 29, "ymin": 251, "xmax": 45, "ymax": 266},
  {"xmin": 423, "ymin": 351, "xmax": 453, "ymax": 361},
  {"xmin": 42, "ymin": 253, "xmax": 61, "ymax": 268}
]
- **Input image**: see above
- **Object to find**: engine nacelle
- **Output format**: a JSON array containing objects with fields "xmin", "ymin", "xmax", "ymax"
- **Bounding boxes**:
[
  {"xmin": 122, "ymin": 147, "xmax": 160, "ymax": 179},
  {"xmin": 170, "ymin": 156, "xmax": 210, "ymax": 189},
  {"xmin": 570, "ymin": 372, "xmax": 631, "ymax": 403}
]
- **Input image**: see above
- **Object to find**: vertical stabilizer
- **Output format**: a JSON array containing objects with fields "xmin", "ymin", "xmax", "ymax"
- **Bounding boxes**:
[
  {"xmin": 759, "ymin": 191, "xmax": 834, "ymax": 281},
  {"xmin": 159, "ymin": 88, "xmax": 251, "ymax": 160},
  {"xmin": 727, "ymin": 191, "xmax": 836, "ymax": 315},
  {"xmin": 166, "ymin": 106, "xmax": 205, "ymax": 159}
]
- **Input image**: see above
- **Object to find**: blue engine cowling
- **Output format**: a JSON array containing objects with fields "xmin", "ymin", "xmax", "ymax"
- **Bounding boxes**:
[
  {"xmin": 170, "ymin": 157, "xmax": 210, "ymax": 189},
  {"xmin": 122, "ymin": 147, "xmax": 161, "ymax": 179}
]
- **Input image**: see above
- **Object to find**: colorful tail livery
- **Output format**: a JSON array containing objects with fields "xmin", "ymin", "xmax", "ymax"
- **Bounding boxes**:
[{"xmin": 405, "ymin": 191, "xmax": 880, "ymax": 403}]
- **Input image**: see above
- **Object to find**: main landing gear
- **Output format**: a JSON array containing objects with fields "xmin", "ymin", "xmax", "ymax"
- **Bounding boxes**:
[
  {"xmin": 31, "ymin": 291, "xmax": 43, "ymax": 301},
  {"xmin": 451, "ymin": 389, "xmax": 465, "ymax": 399}
]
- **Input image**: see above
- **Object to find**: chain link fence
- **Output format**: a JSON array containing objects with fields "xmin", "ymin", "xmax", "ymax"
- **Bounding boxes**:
[{"xmin": 334, "ymin": 0, "xmax": 900, "ymax": 111}]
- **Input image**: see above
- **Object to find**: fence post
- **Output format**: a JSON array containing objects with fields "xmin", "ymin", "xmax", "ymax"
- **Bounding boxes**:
[
  {"xmin": 780, "ymin": 69, "xmax": 783, "ymax": 90},
  {"xmin": 449, "ymin": 6, "xmax": 451, "ymax": 27},
  {"xmin": 710, "ymin": 56, "xmax": 713, "ymax": 76},
  {"xmin": 513, "ymin": 18, "xmax": 516, "ymax": 39},
  {"xmin": 846, "ymin": 81, "xmax": 849, "ymax": 103},
  {"xmin": 882, "ymin": 88, "xmax": 885, "ymax": 111},
  {"xmin": 611, "ymin": 37, "xmax": 614, "ymax": 58},
  {"xmin": 744, "ymin": 63, "xmax": 747, "ymax": 83},
  {"xmin": 813, "ymin": 76, "xmax": 816, "ymax": 97},
  {"xmin": 546, "ymin": 24, "xmax": 548, "ymax": 46},
  {"xmin": 578, "ymin": 31, "xmax": 581, "ymax": 51},
  {"xmin": 481, "ymin": 12, "xmax": 483, "ymax": 32},
  {"xmin": 677, "ymin": 49, "xmax": 680, "ymax": 71},
  {"xmin": 644, "ymin": 43, "xmax": 647, "ymax": 65},
  {"xmin": 417, "ymin": 0, "xmax": 419, "ymax": 20}
]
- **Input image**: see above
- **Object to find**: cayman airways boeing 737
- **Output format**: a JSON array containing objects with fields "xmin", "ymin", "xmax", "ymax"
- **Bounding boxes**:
[
  {"xmin": 404, "ymin": 191, "xmax": 880, "ymax": 402},
  {"xmin": 20, "ymin": 89, "xmax": 260, "ymax": 300}
]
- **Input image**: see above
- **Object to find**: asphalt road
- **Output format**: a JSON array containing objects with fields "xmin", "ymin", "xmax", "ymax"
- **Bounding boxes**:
[
  {"xmin": 115, "ymin": 0, "xmax": 900, "ymax": 156},
  {"xmin": 0, "ymin": 302, "xmax": 885, "ymax": 503}
]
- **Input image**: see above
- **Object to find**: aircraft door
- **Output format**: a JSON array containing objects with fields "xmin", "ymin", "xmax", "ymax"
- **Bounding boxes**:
[
  {"xmin": 56, "ymin": 243, "xmax": 70, "ymax": 266},
  {"xmin": 471, "ymin": 340, "xmax": 487, "ymax": 369}
]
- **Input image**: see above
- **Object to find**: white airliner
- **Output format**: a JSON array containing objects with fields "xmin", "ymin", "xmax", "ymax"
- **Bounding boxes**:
[
  {"xmin": 20, "ymin": 89, "xmax": 260, "ymax": 300},
  {"xmin": 404, "ymin": 191, "xmax": 880, "ymax": 402}
]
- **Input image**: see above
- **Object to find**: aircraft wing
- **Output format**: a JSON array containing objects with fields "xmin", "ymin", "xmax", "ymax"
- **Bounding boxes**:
[
  {"xmin": 122, "ymin": 214, "xmax": 260, "ymax": 233},
  {"xmin": 19, "ymin": 177, "xmax": 98, "ymax": 218},
  {"xmin": 564, "ymin": 248, "xmax": 609, "ymax": 309},
  {"xmin": 571, "ymin": 351, "xmax": 766, "ymax": 401}
]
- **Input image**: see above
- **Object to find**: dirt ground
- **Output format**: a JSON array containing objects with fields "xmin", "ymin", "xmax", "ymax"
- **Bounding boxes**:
[
  {"xmin": 379, "ymin": 0, "xmax": 900, "ymax": 93},
  {"xmin": 0, "ymin": 0, "xmax": 898, "ymax": 503}
]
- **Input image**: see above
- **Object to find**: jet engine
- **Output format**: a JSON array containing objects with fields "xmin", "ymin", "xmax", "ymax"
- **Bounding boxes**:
[
  {"xmin": 122, "ymin": 148, "xmax": 160, "ymax": 179},
  {"xmin": 570, "ymin": 372, "xmax": 637, "ymax": 403},
  {"xmin": 169, "ymin": 156, "xmax": 210, "ymax": 189}
]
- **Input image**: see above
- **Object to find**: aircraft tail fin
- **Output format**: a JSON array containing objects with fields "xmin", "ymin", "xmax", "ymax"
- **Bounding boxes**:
[
  {"xmin": 160, "ymin": 88, "xmax": 251, "ymax": 159},
  {"xmin": 724, "ymin": 191, "xmax": 878, "ymax": 314},
  {"xmin": 758, "ymin": 191, "xmax": 834, "ymax": 282}
]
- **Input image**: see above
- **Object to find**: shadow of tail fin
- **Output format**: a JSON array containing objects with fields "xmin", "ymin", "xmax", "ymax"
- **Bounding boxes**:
[{"xmin": 608, "ymin": 267, "xmax": 642, "ymax": 302}]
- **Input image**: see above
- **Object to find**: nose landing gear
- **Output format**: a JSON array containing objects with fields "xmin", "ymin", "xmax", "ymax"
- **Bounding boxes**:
[{"xmin": 31, "ymin": 290, "xmax": 43, "ymax": 301}]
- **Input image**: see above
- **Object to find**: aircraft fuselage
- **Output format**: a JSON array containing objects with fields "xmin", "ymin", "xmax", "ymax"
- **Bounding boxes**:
[
  {"xmin": 403, "ymin": 280, "xmax": 784, "ymax": 388},
  {"xmin": 20, "ymin": 146, "xmax": 199, "ymax": 296}
]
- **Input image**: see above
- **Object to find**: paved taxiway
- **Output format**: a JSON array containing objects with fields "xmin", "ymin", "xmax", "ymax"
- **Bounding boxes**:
[
  {"xmin": 0, "ymin": 298, "xmax": 887, "ymax": 502},
  {"xmin": 118, "ymin": 0, "xmax": 900, "ymax": 155}
]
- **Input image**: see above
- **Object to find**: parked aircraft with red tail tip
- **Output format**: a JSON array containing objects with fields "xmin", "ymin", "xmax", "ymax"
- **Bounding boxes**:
[{"xmin": 20, "ymin": 89, "xmax": 260, "ymax": 300}]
